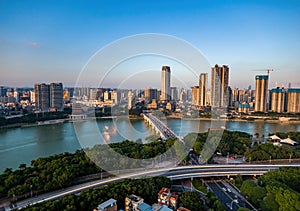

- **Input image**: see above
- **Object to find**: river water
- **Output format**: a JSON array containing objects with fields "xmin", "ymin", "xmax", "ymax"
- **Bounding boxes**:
[{"xmin": 0, "ymin": 118, "xmax": 299, "ymax": 172}]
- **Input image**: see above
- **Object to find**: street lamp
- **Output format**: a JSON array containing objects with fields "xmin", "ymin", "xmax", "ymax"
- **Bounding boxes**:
[
  {"xmin": 30, "ymin": 185, "xmax": 33, "ymax": 198},
  {"xmin": 228, "ymin": 199, "xmax": 238, "ymax": 210}
]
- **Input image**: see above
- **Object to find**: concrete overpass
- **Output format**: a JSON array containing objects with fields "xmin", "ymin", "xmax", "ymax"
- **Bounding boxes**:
[{"xmin": 5, "ymin": 164, "xmax": 300, "ymax": 210}]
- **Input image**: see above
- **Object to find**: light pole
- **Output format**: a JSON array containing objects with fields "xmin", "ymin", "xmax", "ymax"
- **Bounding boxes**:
[
  {"xmin": 227, "ymin": 152, "xmax": 229, "ymax": 164},
  {"xmin": 230, "ymin": 199, "xmax": 238, "ymax": 210},
  {"xmin": 269, "ymin": 156, "xmax": 272, "ymax": 164},
  {"xmin": 30, "ymin": 185, "xmax": 33, "ymax": 198},
  {"xmin": 289, "ymin": 153, "xmax": 292, "ymax": 163}
]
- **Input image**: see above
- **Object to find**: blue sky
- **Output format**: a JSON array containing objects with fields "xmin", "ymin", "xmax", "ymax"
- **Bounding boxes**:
[{"xmin": 0, "ymin": 0, "xmax": 299, "ymax": 89}]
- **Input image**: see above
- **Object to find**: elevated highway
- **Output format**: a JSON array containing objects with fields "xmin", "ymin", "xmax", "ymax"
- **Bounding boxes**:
[{"xmin": 5, "ymin": 164, "xmax": 300, "ymax": 210}]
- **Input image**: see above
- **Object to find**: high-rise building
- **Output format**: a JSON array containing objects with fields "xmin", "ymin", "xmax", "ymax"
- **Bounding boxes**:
[
  {"xmin": 128, "ymin": 91, "xmax": 135, "ymax": 109},
  {"xmin": 111, "ymin": 90, "xmax": 121, "ymax": 104},
  {"xmin": 0, "ymin": 86, "xmax": 7, "ymax": 97},
  {"xmin": 161, "ymin": 66, "xmax": 171, "ymax": 101},
  {"xmin": 34, "ymin": 83, "xmax": 63, "ymax": 112},
  {"xmin": 34, "ymin": 83, "xmax": 50, "ymax": 112},
  {"xmin": 254, "ymin": 75, "xmax": 269, "ymax": 112},
  {"xmin": 211, "ymin": 64, "xmax": 229, "ymax": 107},
  {"xmin": 30, "ymin": 91, "xmax": 35, "ymax": 103},
  {"xmin": 144, "ymin": 88, "xmax": 158, "ymax": 103},
  {"xmin": 170, "ymin": 87, "xmax": 178, "ymax": 101},
  {"xmin": 271, "ymin": 87, "xmax": 285, "ymax": 113},
  {"xmin": 287, "ymin": 88, "xmax": 300, "ymax": 113},
  {"xmin": 191, "ymin": 86, "xmax": 200, "ymax": 105},
  {"xmin": 199, "ymin": 73, "xmax": 208, "ymax": 106},
  {"xmin": 50, "ymin": 83, "xmax": 63, "ymax": 110},
  {"xmin": 179, "ymin": 88, "xmax": 187, "ymax": 102},
  {"xmin": 232, "ymin": 88, "xmax": 239, "ymax": 105}
]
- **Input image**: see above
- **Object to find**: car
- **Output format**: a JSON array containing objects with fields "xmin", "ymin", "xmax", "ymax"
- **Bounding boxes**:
[
  {"xmin": 227, "ymin": 188, "xmax": 231, "ymax": 192},
  {"xmin": 222, "ymin": 187, "xmax": 227, "ymax": 192}
]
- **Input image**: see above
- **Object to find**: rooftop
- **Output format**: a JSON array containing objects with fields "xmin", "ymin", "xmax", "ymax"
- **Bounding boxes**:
[{"xmin": 97, "ymin": 198, "xmax": 117, "ymax": 210}]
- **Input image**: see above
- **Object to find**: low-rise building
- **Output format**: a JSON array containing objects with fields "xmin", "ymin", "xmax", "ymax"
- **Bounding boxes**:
[
  {"xmin": 125, "ymin": 194, "xmax": 144, "ymax": 211},
  {"xmin": 94, "ymin": 198, "xmax": 117, "ymax": 211},
  {"xmin": 158, "ymin": 187, "xmax": 171, "ymax": 206}
]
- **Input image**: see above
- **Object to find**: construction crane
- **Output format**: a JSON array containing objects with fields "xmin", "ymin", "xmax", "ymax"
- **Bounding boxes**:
[{"xmin": 251, "ymin": 69, "xmax": 274, "ymax": 77}]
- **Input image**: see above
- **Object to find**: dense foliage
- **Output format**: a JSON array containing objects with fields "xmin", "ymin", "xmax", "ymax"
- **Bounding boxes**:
[
  {"xmin": 178, "ymin": 191, "xmax": 204, "ymax": 210},
  {"xmin": 0, "ymin": 150, "xmax": 100, "ymax": 199},
  {"xmin": 0, "ymin": 139, "xmax": 176, "ymax": 200},
  {"xmin": 184, "ymin": 130, "xmax": 252, "ymax": 156},
  {"xmin": 20, "ymin": 177, "xmax": 171, "ymax": 211},
  {"xmin": 240, "ymin": 168, "xmax": 300, "ymax": 211}
]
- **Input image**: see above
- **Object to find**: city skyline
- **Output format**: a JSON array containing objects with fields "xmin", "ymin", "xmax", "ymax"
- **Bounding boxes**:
[{"xmin": 0, "ymin": 1, "xmax": 300, "ymax": 88}]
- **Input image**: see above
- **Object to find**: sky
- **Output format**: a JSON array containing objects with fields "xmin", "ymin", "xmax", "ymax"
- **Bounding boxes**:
[{"xmin": 0, "ymin": 0, "xmax": 299, "ymax": 89}]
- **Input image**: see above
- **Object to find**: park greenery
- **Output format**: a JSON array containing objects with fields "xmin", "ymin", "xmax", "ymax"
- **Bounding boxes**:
[
  {"xmin": 238, "ymin": 167, "xmax": 300, "ymax": 211},
  {"xmin": 19, "ymin": 176, "xmax": 172, "ymax": 211}
]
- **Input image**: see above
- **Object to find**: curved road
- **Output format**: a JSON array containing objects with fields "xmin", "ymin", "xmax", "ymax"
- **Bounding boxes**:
[{"xmin": 4, "ymin": 164, "xmax": 300, "ymax": 210}]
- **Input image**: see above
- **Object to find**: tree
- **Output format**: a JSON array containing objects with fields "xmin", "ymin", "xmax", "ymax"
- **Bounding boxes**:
[{"xmin": 179, "ymin": 192, "xmax": 204, "ymax": 211}]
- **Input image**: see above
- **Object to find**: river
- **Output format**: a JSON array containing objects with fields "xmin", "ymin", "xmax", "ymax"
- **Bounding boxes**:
[{"xmin": 0, "ymin": 118, "xmax": 300, "ymax": 172}]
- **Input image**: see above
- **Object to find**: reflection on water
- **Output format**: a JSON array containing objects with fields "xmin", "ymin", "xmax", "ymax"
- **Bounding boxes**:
[{"xmin": 0, "ymin": 119, "xmax": 300, "ymax": 171}]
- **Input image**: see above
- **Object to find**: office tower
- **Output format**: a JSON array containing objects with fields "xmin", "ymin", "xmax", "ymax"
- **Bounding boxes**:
[
  {"xmin": 199, "ymin": 73, "xmax": 208, "ymax": 106},
  {"xmin": 271, "ymin": 87, "xmax": 285, "ymax": 113},
  {"xmin": 287, "ymin": 88, "xmax": 300, "ymax": 113},
  {"xmin": 50, "ymin": 83, "xmax": 63, "ymax": 110},
  {"xmin": 288, "ymin": 82, "xmax": 292, "ymax": 89},
  {"xmin": 211, "ymin": 64, "xmax": 229, "ymax": 107},
  {"xmin": 254, "ymin": 75, "xmax": 269, "ymax": 112},
  {"xmin": 144, "ymin": 88, "xmax": 158, "ymax": 103},
  {"xmin": 170, "ymin": 87, "xmax": 178, "ymax": 101},
  {"xmin": 34, "ymin": 83, "xmax": 50, "ymax": 111},
  {"xmin": 191, "ymin": 86, "xmax": 200, "ymax": 105},
  {"xmin": 161, "ymin": 66, "xmax": 171, "ymax": 101}
]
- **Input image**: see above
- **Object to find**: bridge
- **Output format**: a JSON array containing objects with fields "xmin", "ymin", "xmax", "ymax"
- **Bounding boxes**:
[
  {"xmin": 5, "ymin": 164, "xmax": 300, "ymax": 210},
  {"xmin": 142, "ymin": 112, "xmax": 183, "ymax": 142}
]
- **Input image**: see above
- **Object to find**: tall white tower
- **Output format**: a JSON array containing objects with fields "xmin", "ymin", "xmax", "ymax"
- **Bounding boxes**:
[{"xmin": 161, "ymin": 66, "xmax": 171, "ymax": 101}]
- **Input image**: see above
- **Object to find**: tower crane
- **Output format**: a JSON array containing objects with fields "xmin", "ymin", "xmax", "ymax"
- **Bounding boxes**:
[{"xmin": 252, "ymin": 69, "xmax": 274, "ymax": 77}]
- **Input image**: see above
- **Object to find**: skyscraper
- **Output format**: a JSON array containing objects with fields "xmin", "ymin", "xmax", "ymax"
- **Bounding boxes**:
[
  {"xmin": 199, "ymin": 73, "xmax": 208, "ymax": 106},
  {"xmin": 50, "ymin": 83, "xmax": 63, "ymax": 110},
  {"xmin": 287, "ymin": 88, "xmax": 300, "ymax": 113},
  {"xmin": 35, "ymin": 83, "xmax": 63, "ymax": 112},
  {"xmin": 211, "ymin": 64, "xmax": 229, "ymax": 107},
  {"xmin": 271, "ymin": 87, "xmax": 285, "ymax": 113},
  {"xmin": 161, "ymin": 66, "xmax": 171, "ymax": 101},
  {"xmin": 254, "ymin": 75, "xmax": 269, "ymax": 112},
  {"xmin": 34, "ymin": 83, "xmax": 50, "ymax": 112}
]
